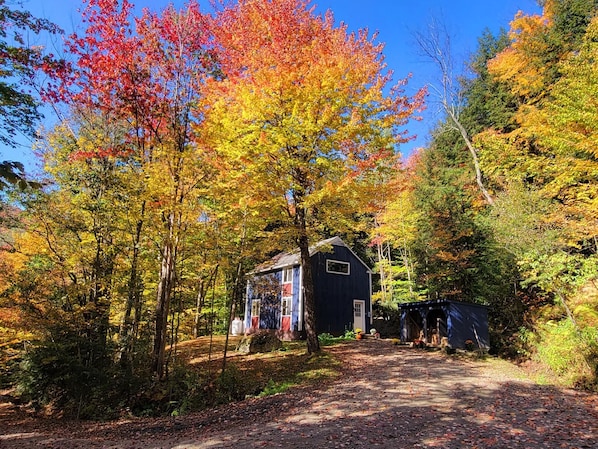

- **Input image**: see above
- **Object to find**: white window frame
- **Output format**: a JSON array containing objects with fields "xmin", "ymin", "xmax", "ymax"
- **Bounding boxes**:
[
  {"xmin": 282, "ymin": 267, "xmax": 293, "ymax": 284},
  {"xmin": 281, "ymin": 268, "xmax": 293, "ymax": 319},
  {"xmin": 251, "ymin": 299, "xmax": 261, "ymax": 317},
  {"xmin": 326, "ymin": 259, "xmax": 350, "ymax": 275},
  {"xmin": 354, "ymin": 301, "xmax": 362, "ymax": 317},
  {"xmin": 281, "ymin": 296, "xmax": 292, "ymax": 316}
]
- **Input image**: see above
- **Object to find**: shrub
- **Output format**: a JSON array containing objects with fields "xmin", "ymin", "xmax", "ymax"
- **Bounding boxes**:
[
  {"xmin": 342, "ymin": 329, "xmax": 356, "ymax": 339},
  {"xmin": 17, "ymin": 328, "xmax": 118, "ymax": 419},
  {"xmin": 317, "ymin": 333, "xmax": 336, "ymax": 346},
  {"xmin": 215, "ymin": 363, "xmax": 251, "ymax": 403},
  {"xmin": 534, "ymin": 319, "xmax": 598, "ymax": 389}
]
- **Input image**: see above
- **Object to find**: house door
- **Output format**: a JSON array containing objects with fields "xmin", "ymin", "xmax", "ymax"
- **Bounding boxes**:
[
  {"xmin": 251, "ymin": 299, "xmax": 261, "ymax": 330},
  {"xmin": 353, "ymin": 300, "xmax": 366, "ymax": 332},
  {"xmin": 281, "ymin": 297, "xmax": 291, "ymax": 332}
]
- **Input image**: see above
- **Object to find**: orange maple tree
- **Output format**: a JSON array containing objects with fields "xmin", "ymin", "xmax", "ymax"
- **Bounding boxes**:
[{"xmin": 206, "ymin": 0, "xmax": 425, "ymax": 352}]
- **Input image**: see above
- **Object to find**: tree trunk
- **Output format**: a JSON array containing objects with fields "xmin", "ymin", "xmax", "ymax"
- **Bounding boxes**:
[
  {"xmin": 87, "ymin": 228, "xmax": 113, "ymax": 354},
  {"xmin": 295, "ymin": 206, "xmax": 320, "ymax": 354},
  {"xmin": 402, "ymin": 245, "xmax": 415, "ymax": 298},
  {"xmin": 193, "ymin": 280, "xmax": 205, "ymax": 339},
  {"xmin": 119, "ymin": 201, "xmax": 145, "ymax": 367},
  {"xmin": 222, "ymin": 263, "xmax": 241, "ymax": 374},
  {"xmin": 556, "ymin": 289, "xmax": 578, "ymax": 329},
  {"xmin": 415, "ymin": 22, "xmax": 494, "ymax": 206},
  {"xmin": 376, "ymin": 240, "xmax": 388, "ymax": 302},
  {"xmin": 152, "ymin": 212, "xmax": 178, "ymax": 379},
  {"xmin": 446, "ymin": 108, "xmax": 494, "ymax": 205}
]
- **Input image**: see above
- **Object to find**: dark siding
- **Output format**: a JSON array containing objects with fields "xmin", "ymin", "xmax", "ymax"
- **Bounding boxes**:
[
  {"xmin": 261, "ymin": 291, "xmax": 280, "ymax": 329},
  {"xmin": 246, "ymin": 241, "xmax": 371, "ymax": 338},
  {"xmin": 311, "ymin": 245, "xmax": 370, "ymax": 335},
  {"xmin": 447, "ymin": 302, "xmax": 490, "ymax": 349},
  {"xmin": 244, "ymin": 284, "xmax": 251, "ymax": 331},
  {"xmin": 399, "ymin": 300, "xmax": 490, "ymax": 349}
]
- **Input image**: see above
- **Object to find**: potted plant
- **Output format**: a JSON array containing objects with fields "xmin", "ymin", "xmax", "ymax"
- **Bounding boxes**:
[{"xmin": 355, "ymin": 328, "xmax": 364, "ymax": 340}]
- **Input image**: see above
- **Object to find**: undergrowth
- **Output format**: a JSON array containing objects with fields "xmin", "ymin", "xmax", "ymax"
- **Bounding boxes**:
[
  {"xmin": 318, "ymin": 330, "xmax": 356, "ymax": 346},
  {"xmin": 12, "ymin": 336, "xmax": 342, "ymax": 419},
  {"xmin": 532, "ymin": 319, "xmax": 598, "ymax": 391}
]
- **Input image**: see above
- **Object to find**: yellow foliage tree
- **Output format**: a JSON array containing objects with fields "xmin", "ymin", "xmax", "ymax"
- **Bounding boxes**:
[{"xmin": 205, "ymin": 0, "xmax": 425, "ymax": 353}]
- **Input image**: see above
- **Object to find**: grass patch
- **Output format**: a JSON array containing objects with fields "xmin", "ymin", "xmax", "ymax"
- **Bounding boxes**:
[
  {"xmin": 257, "ymin": 349, "xmax": 342, "ymax": 397},
  {"xmin": 258, "ymin": 379, "xmax": 295, "ymax": 397},
  {"xmin": 169, "ymin": 336, "xmax": 342, "ymax": 413}
]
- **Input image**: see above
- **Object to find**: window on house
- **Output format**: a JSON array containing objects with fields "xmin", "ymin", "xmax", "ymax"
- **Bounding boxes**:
[
  {"xmin": 282, "ymin": 267, "xmax": 293, "ymax": 284},
  {"xmin": 281, "ymin": 297, "xmax": 291, "ymax": 316},
  {"xmin": 251, "ymin": 299, "xmax": 261, "ymax": 317},
  {"xmin": 354, "ymin": 302, "xmax": 362, "ymax": 317},
  {"xmin": 282, "ymin": 267, "xmax": 293, "ymax": 296},
  {"xmin": 326, "ymin": 259, "xmax": 350, "ymax": 275}
]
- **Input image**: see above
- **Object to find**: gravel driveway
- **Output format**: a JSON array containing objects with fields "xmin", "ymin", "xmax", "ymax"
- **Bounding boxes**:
[{"xmin": 2, "ymin": 339, "xmax": 597, "ymax": 448}]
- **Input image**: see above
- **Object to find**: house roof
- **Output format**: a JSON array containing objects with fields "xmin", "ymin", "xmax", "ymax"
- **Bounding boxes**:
[{"xmin": 253, "ymin": 236, "xmax": 371, "ymax": 274}]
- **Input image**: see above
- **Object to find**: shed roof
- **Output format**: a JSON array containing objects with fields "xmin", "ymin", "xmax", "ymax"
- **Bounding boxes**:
[
  {"xmin": 398, "ymin": 299, "xmax": 489, "ymax": 310},
  {"xmin": 253, "ymin": 236, "xmax": 371, "ymax": 274}
]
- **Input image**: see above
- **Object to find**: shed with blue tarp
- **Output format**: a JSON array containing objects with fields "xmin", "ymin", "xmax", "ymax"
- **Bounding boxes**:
[{"xmin": 399, "ymin": 299, "xmax": 489, "ymax": 349}]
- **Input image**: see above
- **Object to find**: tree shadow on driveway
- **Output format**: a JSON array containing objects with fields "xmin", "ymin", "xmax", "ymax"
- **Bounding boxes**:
[{"xmin": 1, "ymin": 340, "xmax": 596, "ymax": 448}]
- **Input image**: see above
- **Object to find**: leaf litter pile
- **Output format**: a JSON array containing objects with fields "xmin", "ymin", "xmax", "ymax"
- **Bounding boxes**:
[{"xmin": 1, "ymin": 339, "xmax": 597, "ymax": 448}]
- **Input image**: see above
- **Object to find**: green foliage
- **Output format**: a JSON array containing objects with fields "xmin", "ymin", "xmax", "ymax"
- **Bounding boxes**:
[
  {"xmin": 372, "ymin": 252, "xmax": 424, "ymax": 306},
  {"xmin": 17, "ymin": 326, "xmax": 118, "ymax": 419},
  {"xmin": 462, "ymin": 28, "xmax": 518, "ymax": 135},
  {"xmin": 515, "ymin": 326, "xmax": 535, "ymax": 357},
  {"xmin": 214, "ymin": 363, "xmax": 258, "ymax": 404},
  {"xmin": 534, "ymin": 319, "xmax": 598, "ymax": 389},
  {"xmin": 0, "ymin": 3, "xmax": 62, "ymax": 147},
  {"xmin": 0, "ymin": 161, "xmax": 41, "ymax": 191},
  {"xmin": 411, "ymin": 131, "xmax": 493, "ymax": 302},
  {"xmin": 547, "ymin": 0, "xmax": 598, "ymax": 80},
  {"xmin": 318, "ymin": 331, "xmax": 361, "ymax": 346},
  {"xmin": 0, "ymin": 338, "xmax": 23, "ymax": 389},
  {"xmin": 342, "ymin": 329, "xmax": 356, "ymax": 339},
  {"xmin": 129, "ymin": 363, "xmax": 204, "ymax": 418},
  {"xmin": 258, "ymin": 378, "xmax": 294, "ymax": 397},
  {"xmin": 317, "ymin": 332, "xmax": 336, "ymax": 346}
]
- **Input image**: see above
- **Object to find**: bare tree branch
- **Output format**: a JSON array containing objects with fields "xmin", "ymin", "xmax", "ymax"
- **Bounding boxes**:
[{"xmin": 414, "ymin": 18, "xmax": 494, "ymax": 205}]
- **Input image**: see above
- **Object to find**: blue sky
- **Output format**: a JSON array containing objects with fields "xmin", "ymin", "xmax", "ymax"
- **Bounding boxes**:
[{"xmin": 5, "ymin": 0, "xmax": 541, "ymax": 172}]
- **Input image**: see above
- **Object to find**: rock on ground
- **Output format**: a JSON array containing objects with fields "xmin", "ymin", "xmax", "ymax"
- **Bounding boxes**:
[{"xmin": 236, "ymin": 331, "xmax": 282, "ymax": 354}]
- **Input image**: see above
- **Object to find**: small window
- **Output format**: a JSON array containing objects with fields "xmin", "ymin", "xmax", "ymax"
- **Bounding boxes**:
[
  {"xmin": 326, "ymin": 259, "xmax": 350, "ymax": 275},
  {"xmin": 281, "ymin": 297, "xmax": 291, "ymax": 316},
  {"xmin": 282, "ymin": 267, "xmax": 293, "ymax": 283},
  {"xmin": 251, "ymin": 299, "xmax": 261, "ymax": 317},
  {"xmin": 354, "ymin": 302, "xmax": 362, "ymax": 317}
]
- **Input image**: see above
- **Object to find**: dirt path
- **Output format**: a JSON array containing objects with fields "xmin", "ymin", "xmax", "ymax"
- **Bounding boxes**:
[{"xmin": 1, "ymin": 339, "xmax": 597, "ymax": 448}]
